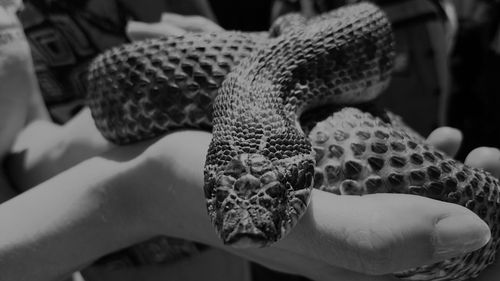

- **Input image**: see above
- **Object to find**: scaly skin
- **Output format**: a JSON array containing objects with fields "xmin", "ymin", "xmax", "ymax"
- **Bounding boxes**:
[
  {"xmin": 204, "ymin": 3, "xmax": 393, "ymax": 246},
  {"xmin": 86, "ymin": 2, "xmax": 500, "ymax": 280},
  {"xmin": 87, "ymin": 2, "xmax": 393, "ymax": 267},
  {"xmin": 88, "ymin": 31, "xmax": 268, "ymax": 144},
  {"xmin": 310, "ymin": 107, "xmax": 500, "ymax": 280},
  {"xmin": 87, "ymin": 31, "xmax": 269, "ymax": 268},
  {"xmin": 87, "ymin": 32, "xmax": 268, "ymax": 267}
]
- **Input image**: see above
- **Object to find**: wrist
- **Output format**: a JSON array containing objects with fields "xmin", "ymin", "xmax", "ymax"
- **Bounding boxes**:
[
  {"xmin": 119, "ymin": 152, "xmax": 183, "ymax": 239},
  {"xmin": 83, "ymin": 157, "xmax": 153, "ymax": 242},
  {"xmin": 125, "ymin": 131, "xmax": 222, "ymax": 245}
]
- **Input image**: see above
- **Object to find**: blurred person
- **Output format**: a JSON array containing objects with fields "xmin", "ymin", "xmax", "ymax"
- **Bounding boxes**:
[{"xmin": 17, "ymin": 0, "xmax": 221, "ymax": 124}]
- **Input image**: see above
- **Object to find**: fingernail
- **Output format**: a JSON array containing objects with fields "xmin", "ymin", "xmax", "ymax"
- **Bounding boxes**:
[{"xmin": 433, "ymin": 214, "xmax": 491, "ymax": 261}]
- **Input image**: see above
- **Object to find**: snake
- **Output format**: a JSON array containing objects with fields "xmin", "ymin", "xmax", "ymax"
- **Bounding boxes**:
[{"xmin": 86, "ymin": 2, "xmax": 500, "ymax": 280}]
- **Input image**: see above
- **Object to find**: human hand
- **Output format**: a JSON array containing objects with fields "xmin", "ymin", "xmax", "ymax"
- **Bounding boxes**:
[
  {"xmin": 3, "ymin": 119, "xmax": 497, "ymax": 281},
  {"xmin": 126, "ymin": 13, "xmax": 223, "ymax": 41},
  {"xmin": 126, "ymin": 128, "xmax": 491, "ymax": 281},
  {"xmin": 0, "ymin": 125, "xmax": 495, "ymax": 281}
]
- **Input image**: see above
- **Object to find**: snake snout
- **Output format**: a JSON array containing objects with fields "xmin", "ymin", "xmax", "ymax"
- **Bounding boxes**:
[
  {"xmin": 206, "ymin": 153, "xmax": 315, "ymax": 247},
  {"xmin": 222, "ymin": 209, "xmax": 273, "ymax": 248},
  {"xmin": 207, "ymin": 153, "xmax": 284, "ymax": 246}
]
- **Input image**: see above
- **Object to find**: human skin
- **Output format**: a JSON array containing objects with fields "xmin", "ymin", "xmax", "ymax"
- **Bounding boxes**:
[{"xmin": 1, "ymin": 117, "xmax": 498, "ymax": 281}]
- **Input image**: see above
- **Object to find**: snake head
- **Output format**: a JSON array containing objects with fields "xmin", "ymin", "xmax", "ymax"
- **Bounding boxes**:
[{"xmin": 205, "ymin": 153, "xmax": 314, "ymax": 248}]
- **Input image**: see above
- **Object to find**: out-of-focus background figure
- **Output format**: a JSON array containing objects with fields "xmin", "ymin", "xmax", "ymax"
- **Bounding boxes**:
[{"xmin": 17, "ymin": 0, "xmax": 219, "ymax": 124}]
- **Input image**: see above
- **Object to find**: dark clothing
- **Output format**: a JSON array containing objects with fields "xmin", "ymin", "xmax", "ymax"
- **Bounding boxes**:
[{"xmin": 19, "ymin": 0, "xmax": 130, "ymax": 123}]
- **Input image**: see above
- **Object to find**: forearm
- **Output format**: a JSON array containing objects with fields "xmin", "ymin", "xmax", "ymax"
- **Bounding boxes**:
[{"xmin": 0, "ymin": 156, "xmax": 149, "ymax": 281}]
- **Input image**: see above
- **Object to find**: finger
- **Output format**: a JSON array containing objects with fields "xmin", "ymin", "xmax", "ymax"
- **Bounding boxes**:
[
  {"xmin": 278, "ymin": 191, "xmax": 490, "ymax": 275},
  {"xmin": 426, "ymin": 127, "xmax": 463, "ymax": 157},
  {"xmin": 465, "ymin": 147, "xmax": 500, "ymax": 178},
  {"xmin": 126, "ymin": 20, "xmax": 185, "ymax": 41},
  {"xmin": 161, "ymin": 13, "xmax": 224, "ymax": 32}
]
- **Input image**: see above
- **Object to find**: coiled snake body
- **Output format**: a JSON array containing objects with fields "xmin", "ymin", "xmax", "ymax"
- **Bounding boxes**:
[{"xmin": 87, "ymin": 3, "xmax": 500, "ymax": 280}]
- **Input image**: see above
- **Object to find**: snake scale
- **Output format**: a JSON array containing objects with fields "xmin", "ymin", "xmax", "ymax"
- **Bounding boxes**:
[{"xmin": 87, "ymin": 2, "xmax": 500, "ymax": 280}]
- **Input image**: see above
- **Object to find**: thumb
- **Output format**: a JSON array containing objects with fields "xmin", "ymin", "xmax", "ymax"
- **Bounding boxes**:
[{"xmin": 278, "ymin": 191, "xmax": 491, "ymax": 275}]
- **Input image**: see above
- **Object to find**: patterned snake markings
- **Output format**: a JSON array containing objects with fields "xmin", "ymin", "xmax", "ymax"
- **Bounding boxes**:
[
  {"xmin": 310, "ymin": 108, "xmax": 500, "ymax": 280},
  {"xmin": 87, "ymin": 2, "xmax": 500, "ymax": 280}
]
